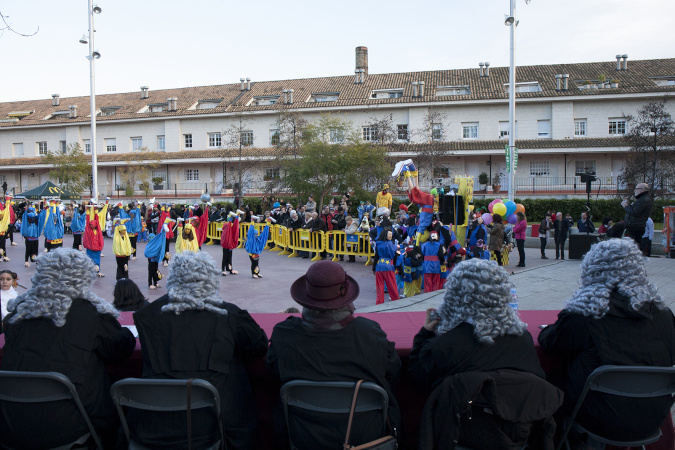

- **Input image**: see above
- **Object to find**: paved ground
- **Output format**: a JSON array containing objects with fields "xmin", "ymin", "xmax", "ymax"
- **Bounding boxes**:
[{"xmin": 3, "ymin": 232, "xmax": 673, "ymax": 314}]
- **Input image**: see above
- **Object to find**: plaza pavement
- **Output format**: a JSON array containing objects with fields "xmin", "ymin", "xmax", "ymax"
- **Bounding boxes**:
[{"xmin": 2, "ymin": 232, "xmax": 673, "ymax": 315}]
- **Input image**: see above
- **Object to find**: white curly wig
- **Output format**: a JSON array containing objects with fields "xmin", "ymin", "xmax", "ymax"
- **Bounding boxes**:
[
  {"xmin": 162, "ymin": 251, "xmax": 227, "ymax": 315},
  {"xmin": 7, "ymin": 248, "xmax": 118, "ymax": 327},
  {"xmin": 564, "ymin": 237, "xmax": 664, "ymax": 318},
  {"xmin": 436, "ymin": 258, "xmax": 526, "ymax": 344}
]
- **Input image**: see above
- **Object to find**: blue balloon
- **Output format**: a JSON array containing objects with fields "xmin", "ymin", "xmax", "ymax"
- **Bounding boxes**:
[{"xmin": 504, "ymin": 201, "xmax": 517, "ymax": 216}]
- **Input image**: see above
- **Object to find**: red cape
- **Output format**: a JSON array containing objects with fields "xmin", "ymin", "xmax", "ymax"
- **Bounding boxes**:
[{"xmin": 220, "ymin": 218, "xmax": 240, "ymax": 249}]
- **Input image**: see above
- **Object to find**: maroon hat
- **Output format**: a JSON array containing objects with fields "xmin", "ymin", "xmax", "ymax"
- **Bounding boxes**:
[{"xmin": 290, "ymin": 260, "xmax": 360, "ymax": 311}]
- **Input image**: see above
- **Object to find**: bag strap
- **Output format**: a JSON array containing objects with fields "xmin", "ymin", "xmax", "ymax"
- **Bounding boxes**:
[
  {"xmin": 343, "ymin": 380, "xmax": 364, "ymax": 450},
  {"xmin": 187, "ymin": 378, "xmax": 193, "ymax": 450}
]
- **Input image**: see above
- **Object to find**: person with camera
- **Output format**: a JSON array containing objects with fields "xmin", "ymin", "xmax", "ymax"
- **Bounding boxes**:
[{"xmin": 621, "ymin": 183, "xmax": 653, "ymax": 248}]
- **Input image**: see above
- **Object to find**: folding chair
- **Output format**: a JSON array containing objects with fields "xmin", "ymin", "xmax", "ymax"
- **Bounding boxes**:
[
  {"xmin": 558, "ymin": 365, "xmax": 675, "ymax": 450},
  {"xmin": 110, "ymin": 378, "xmax": 224, "ymax": 450},
  {"xmin": 0, "ymin": 370, "xmax": 103, "ymax": 450},
  {"xmin": 280, "ymin": 380, "xmax": 389, "ymax": 450}
]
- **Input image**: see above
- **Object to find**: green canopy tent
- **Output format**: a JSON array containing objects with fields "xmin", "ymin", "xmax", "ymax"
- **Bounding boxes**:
[{"xmin": 15, "ymin": 181, "xmax": 82, "ymax": 201}]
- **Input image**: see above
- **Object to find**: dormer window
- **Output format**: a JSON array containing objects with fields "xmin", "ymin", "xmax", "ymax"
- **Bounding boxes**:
[
  {"xmin": 48, "ymin": 110, "xmax": 70, "ymax": 119},
  {"xmin": 309, "ymin": 92, "xmax": 339, "ymax": 103},
  {"xmin": 504, "ymin": 82, "xmax": 542, "ymax": 94},
  {"xmin": 99, "ymin": 107, "xmax": 121, "ymax": 117},
  {"xmin": 148, "ymin": 103, "xmax": 168, "ymax": 113},
  {"xmin": 196, "ymin": 99, "xmax": 223, "ymax": 110},
  {"xmin": 248, "ymin": 96, "xmax": 280, "ymax": 106},
  {"xmin": 650, "ymin": 76, "xmax": 675, "ymax": 87},
  {"xmin": 436, "ymin": 85, "xmax": 471, "ymax": 96},
  {"xmin": 8, "ymin": 110, "xmax": 34, "ymax": 120},
  {"xmin": 371, "ymin": 89, "xmax": 403, "ymax": 99}
]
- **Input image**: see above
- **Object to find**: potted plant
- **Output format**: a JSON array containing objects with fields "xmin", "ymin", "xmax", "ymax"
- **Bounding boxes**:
[
  {"xmin": 478, "ymin": 172, "xmax": 489, "ymax": 190},
  {"xmin": 151, "ymin": 176, "xmax": 165, "ymax": 190},
  {"xmin": 597, "ymin": 74, "xmax": 607, "ymax": 88},
  {"xmin": 492, "ymin": 172, "xmax": 504, "ymax": 194},
  {"xmin": 582, "ymin": 80, "xmax": 592, "ymax": 90},
  {"xmin": 610, "ymin": 79, "xmax": 619, "ymax": 88}
]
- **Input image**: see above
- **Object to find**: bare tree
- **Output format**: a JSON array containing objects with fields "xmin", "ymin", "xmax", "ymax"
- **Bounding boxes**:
[
  {"xmin": 414, "ymin": 107, "xmax": 450, "ymax": 187},
  {"xmin": 119, "ymin": 147, "xmax": 161, "ymax": 197},
  {"xmin": 222, "ymin": 114, "xmax": 258, "ymax": 205}
]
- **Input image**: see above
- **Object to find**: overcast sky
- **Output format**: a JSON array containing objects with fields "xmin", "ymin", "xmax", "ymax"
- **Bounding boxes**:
[{"xmin": 2, "ymin": 0, "xmax": 674, "ymax": 103}]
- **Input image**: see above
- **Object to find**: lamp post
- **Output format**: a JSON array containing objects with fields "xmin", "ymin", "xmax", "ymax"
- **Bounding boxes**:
[{"xmin": 81, "ymin": 1, "xmax": 102, "ymax": 202}]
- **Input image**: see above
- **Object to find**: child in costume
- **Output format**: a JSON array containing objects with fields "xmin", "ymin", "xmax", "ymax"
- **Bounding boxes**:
[
  {"xmin": 401, "ymin": 245, "xmax": 423, "ymax": 298},
  {"xmin": 0, "ymin": 198, "xmax": 16, "ymax": 249},
  {"xmin": 192, "ymin": 202, "xmax": 210, "ymax": 250},
  {"xmin": 83, "ymin": 199, "xmax": 109, "ymax": 277},
  {"xmin": 421, "ymin": 230, "xmax": 447, "ymax": 293},
  {"xmin": 144, "ymin": 218, "xmax": 173, "ymax": 289},
  {"xmin": 39, "ymin": 200, "xmax": 65, "ymax": 252},
  {"xmin": 0, "ymin": 198, "xmax": 12, "ymax": 262},
  {"xmin": 372, "ymin": 228, "xmax": 401, "ymax": 305},
  {"xmin": 175, "ymin": 218, "xmax": 199, "ymax": 254},
  {"xmin": 220, "ymin": 212, "xmax": 240, "ymax": 276},
  {"xmin": 244, "ymin": 221, "xmax": 269, "ymax": 279},
  {"xmin": 392, "ymin": 159, "xmax": 434, "ymax": 246},
  {"xmin": 125, "ymin": 202, "xmax": 142, "ymax": 259},
  {"xmin": 70, "ymin": 204, "xmax": 86, "ymax": 250},
  {"xmin": 21, "ymin": 205, "xmax": 40, "ymax": 266},
  {"xmin": 112, "ymin": 218, "xmax": 133, "ymax": 280}
]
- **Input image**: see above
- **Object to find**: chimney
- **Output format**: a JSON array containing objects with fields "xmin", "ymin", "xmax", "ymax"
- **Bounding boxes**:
[
  {"xmin": 282, "ymin": 90, "xmax": 288, "ymax": 103},
  {"xmin": 140, "ymin": 86, "xmax": 149, "ymax": 99},
  {"xmin": 419, "ymin": 81, "xmax": 425, "ymax": 97},
  {"xmin": 562, "ymin": 74, "xmax": 569, "ymax": 90},
  {"xmin": 240, "ymin": 78, "xmax": 245, "ymax": 91},
  {"xmin": 167, "ymin": 97, "xmax": 177, "ymax": 111},
  {"xmin": 355, "ymin": 70, "xmax": 359, "ymax": 84},
  {"xmin": 355, "ymin": 46, "xmax": 368, "ymax": 76},
  {"xmin": 484, "ymin": 62, "xmax": 490, "ymax": 77},
  {"xmin": 288, "ymin": 89, "xmax": 294, "ymax": 104},
  {"xmin": 555, "ymin": 74, "xmax": 562, "ymax": 91},
  {"xmin": 616, "ymin": 55, "xmax": 622, "ymax": 71},
  {"xmin": 412, "ymin": 81, "xmax": 418, "ymax": 97},
  {"xmin": 52, "ymin": 94, "xmax": 60, "ymax": 106},
  {"xmin": 246, "ymin": 78, "xmax": 251, "ymax": 91},
  {"xmin": 68, "ymin": 105, "xmax": 77, "ymax": 118},
  {"xmin": 479, "ymin": 62, "xmax": 485, "ymax": 77},
  {"xmin": 622, "ymin": 54, "xmax": 628, "ymax": 71}
]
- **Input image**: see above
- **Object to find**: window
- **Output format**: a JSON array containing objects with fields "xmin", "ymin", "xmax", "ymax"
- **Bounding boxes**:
[
  {"xmin": 370, "ymin": 89, "xmax": 404, "ymax": 99},
  {"xmin": 184, "ymin": 134, "xmax": 193, "ymax": 149},
  {"xmin": 105, "ymin": 138, "xmax": 117, "ymax": 153},
  {"xmin": 362, "ymin": 126, "xmax": 378, "ymax": 142},
  {"xmin": 185, "ymin": 169, "xmax": 199, "ymax": 182},
  {"xmin": 433, "ymin": 167, "xmax": 450, "ymax": 178},
  {"xmin": 309, "ymin": 92, "xmax": 339, "ymax": 103},
  {"xmin": 499, "ymin": 121, "xmax": 518, "ymax": 139},
  {"xmin": 650, "ymin": 77, "xmax": 675, "ymax": 87},
  {"xmin": 157, "ymin": 135, "xmax": 165, "ymax": 151},
  {"xmin": 504, "ymin": 82, "xmax": 542, "ymax": 94},
  {"xmin": 270, "ymin": 129, "xmax": 280, "ymax": 146},
  {"xmin": 208, "ymin": 133, "xmax": 221, "ymax": 148},
  {"xmin": 37, "ymin": 141, "xmax": 47, "ymax": 155},
  {"xmin": 608, "ymin": 119, "xmax": 626, "ymax": 135},
  {"xmin": 529, "ymin": 161, "xmax": 550, "ymax": 176},
  {"xmin": 60, "ymin": 140, "xmax": 67, "ymax": 153},
  {"xmin": 250, "ymin": 96, "xmax": 280, "ymax": 106},
  {"xmin": 83, "ymin": 139, "xmax": 91, "ymax": 153},
  {"xmin": 431, "ymin": 124, "xmax": 443, "ymax": 141},
  {"xmin": 131, "ymin": 137, "xmax": 143, "ymax": 151},
  {"xmin": 397, "ymin": 124, "xmax": 409, "ymax": 141},
  {"xmin": 537, "ymin": 120, "xmax": 551, "ymax": 138},
  {"xmin": 149, "ymin": 104, "xmax": 166, "ymax": 113},
  {"xmin": 462, "ymin": 122, "xmax": 479, "ymax": 139},
  {"xmin": 264, "ymin": 168, "xmax": 280, "ymax": 181},
  {"xmin": 240, "ymin": 131, "xmax": 253, "ymax": 146},
  {"xmin": 329, "ymin": 128, "xmax": 345, "ymax": 144},
  {"xmin": 574, "ymin": 119, "xmax": 587, "ymax": 137},
  {"xmin": 575, "ymin": 160, "xmax": 596, "ymax": 175},
  {"xmin": 436, "ymin": 85, "xmax": 471, "ymax": 96},
  {"xmin": 99, "ymin": 107, "xmax": 121, "ymax": 116},
  {"xmin": 196, "ymin": 99, "xmax": 222, "ymax": 110},
  {"xmin": 13, "ymin": 143, "xmax": 23, "ymax": 157},
  {"xmin": 152, "ymin": 170, "xmax": 166, "ymax": 183}
]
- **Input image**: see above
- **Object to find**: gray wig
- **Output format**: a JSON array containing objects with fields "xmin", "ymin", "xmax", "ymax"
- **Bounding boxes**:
[
  {"xmin": 565, "ymin": 238, "xmax": 664, "ymax": 318},
  {"xmin": 7, "ymin": 248, "xmax": 118, "ymax": 327},
  {"xmin": 435, "ymin": 258, "xmax": 526, "ymax": 344},
  {"xmin": 162, "ymin": 251, "xmax": 227, "ymax": 315}
]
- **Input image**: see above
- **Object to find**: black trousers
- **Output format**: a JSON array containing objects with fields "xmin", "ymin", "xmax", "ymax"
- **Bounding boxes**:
[
  {"xmin": 162, "ymin": 238, "xmax": 171, "ymax": 262},
  {"xmin": 641, "ymin": 237, "xmax": 652, "ymax": 257},
  {"xmin": 7, "ymin": 224, "xmax": 14, "ymax": 243},
  {"xmin": 25, "ymin": 239, "xmax": 38, "ymax": 262},
  {"xmin": 540, "ymin": 237, "xmax": 547, "ymax": 256},
  {"xmin": 555, "ymin": 238, "xmax": 567, "ymax": 260},
  {"xmin": 45, "ymin": 240, "xmax": 62, "ymax": 252},
  {"xmin": 116, "ymin": 255, "xmax": 129, "ymax": 280},
  {"xmin": 148, "ymin": 260, "xmax": 160, "ymax": 286},
  {"xmin": 626, "ymin": 227, "xmax": 645, "ymax": 249},
  {"xmin": 222, "ymin": 248, "xmax": 233, "ymax": 272},
  {"xmin": 516, "ymin": 239, "xmax": 525, "ymax": 266},
  {"xmin": 494, "ymin": 249, "xmax": 502, "ymax": 266},
  {"xmin": 249, "ymin": 254, "xmax": 260, "ymax": 275},
  {"xmin": 0, "ymin": 235, "xmax": 5, "ymax": 257},
  {"xmin": 72, "ymin": 233, "xmax": 83, "ymax": 249},
  {"xmin": 129, "ymin": 235, "xmax": 138, "ymax": 257}
]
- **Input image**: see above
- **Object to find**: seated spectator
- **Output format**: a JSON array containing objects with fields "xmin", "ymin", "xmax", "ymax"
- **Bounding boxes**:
[
  {"xmin": 598, "ymin": 216, "xmax": 613, "ymax": 234},
  {"xmin": 539, "ymin": 238, "xmax": 675, "ymax": 443},
  {"xmin": 113, "ymin": 278, "xmax": 150, "ymax": 311},
  {"xmin": 133, "ymin": 251, "xmax": 268, "ymax": 449},
  {"xmin": 266, "ymin": 260, "xmax": 401, "ymax": 447},
  {"xmin": 576, "ymin": 211, "xmax": 595, "ymax": 233},
  {"xmin": 1, "ymin": 248, "xmax": 135, "ymax": 448}
]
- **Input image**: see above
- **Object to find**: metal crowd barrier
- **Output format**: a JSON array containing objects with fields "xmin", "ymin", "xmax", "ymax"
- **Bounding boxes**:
[{"xmin": 326, "ymin": 231, "xmax": 375, "ymax": 266}]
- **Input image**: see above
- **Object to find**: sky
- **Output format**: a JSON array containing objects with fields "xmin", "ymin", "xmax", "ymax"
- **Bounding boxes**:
[{"xmin": 1, "ymin": 0, "xmax": 674, "ymax": 103}]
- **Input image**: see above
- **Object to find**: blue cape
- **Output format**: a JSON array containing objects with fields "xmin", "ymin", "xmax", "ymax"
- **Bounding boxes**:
[
  {"xmin": 70, "ymin": 211, "xmax": 86, "ymax": 233},
  {"xmin": 144, "ymin": 228, "xmax": 167, "ymax": 261},
  {"xmin": 244, "ymin": 225, "xmax": 269, "ymax": 254},
  {"xmin": 21, "ymin": 208, "xmax": 39, "ymax": 238}
]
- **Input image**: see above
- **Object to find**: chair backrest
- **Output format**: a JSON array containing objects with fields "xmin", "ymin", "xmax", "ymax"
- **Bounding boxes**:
[
  {"xmin": 0, "ymin": 370, "xmax": 104, "ymax": 450},
  {"xmin": 110, "ymin": 378, "xmax": 223, "ymax": 448},
  {"xmin": 280, "ymin": 380, "xmax": 389, "ymax": 450}
]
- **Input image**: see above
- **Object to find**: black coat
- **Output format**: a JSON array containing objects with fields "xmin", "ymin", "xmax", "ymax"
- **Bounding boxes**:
[
  {"xmin": 539, "ymin": 291, "xmax": 675, "ymax": 440},
  {"xmin": 133, "ymin": 296, "xmax": 268, "ymax": 450},
  {"xmin": 553, "ymin": 218, "xmax": 570, "ymax": 242},
  {"xmin": 623, "ymin": 190, "xmax": 653, "ymax": 230},
  {"xmin": 0, "ymin": 299, "xmax": 135, "ymax": 448}
]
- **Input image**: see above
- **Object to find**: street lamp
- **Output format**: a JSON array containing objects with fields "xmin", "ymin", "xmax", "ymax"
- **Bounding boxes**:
[
  {"xmin": 505, "ymin": 0, "xmax": 531, "ymax": 202},
  {"xmin": 80, "ymin": 2, "xmax": 102, "ymax": 202}
]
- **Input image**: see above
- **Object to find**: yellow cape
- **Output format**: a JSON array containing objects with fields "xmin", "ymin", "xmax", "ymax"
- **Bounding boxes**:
[
  {"xmin": 113, "ymin": 224, "xmax": 133, "ymax": 256},
  {"xmin": 176, "ymin": 223, "xmax": 199, "ymax": 253}
]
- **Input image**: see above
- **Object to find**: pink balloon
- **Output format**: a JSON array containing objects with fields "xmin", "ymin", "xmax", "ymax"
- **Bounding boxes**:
[
  {"xmin": 488, "ymin": 202, "xmax": 494, "ymax": 213},
  {"xmin": 494, "ymin": 199, "xmax": 504, "ymax": 204},
  {"xmin": 482, "ymin": 213, "xmax": 493, "ymax": 225},
  {"xmin": 507, "ymin": 213, "xmax": 518, "ymax": 224}
]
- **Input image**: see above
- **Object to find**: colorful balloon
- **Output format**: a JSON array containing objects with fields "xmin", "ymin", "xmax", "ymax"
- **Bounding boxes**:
[
  {"xmin": 488, "ymin": 201, "xmax": 495, "ymax": 213},
  {"xmin": 481, "ymin": 213, "xmax": 493, "ymax": 225},
  {"xmin": 516, "ymin": 203, "xmax": 526, "ymax": 213},
  {"xmin": 504, "ymin": 201, "xmax": 517, "ymax": 216},
  {"xmin": 493, "ymin": 203, "xmax": 507, "ymax": 216},
  {"xmin": 507, "ymin": 213, "xmax": 518, "ymax": 224},
  {"xmin": 493, "ymin": 198, "xmax": 503, "ymax": 204}
]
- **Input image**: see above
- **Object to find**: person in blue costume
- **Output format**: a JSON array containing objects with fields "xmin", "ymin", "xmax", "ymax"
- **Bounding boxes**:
[
  {"xmin": 144, "ymin": 218, "xmax": 172, "ymax": 289},
  {"xmin": 70, "ymin": 204, "xmax": 86, "ymax": 250},
  {"xmin": 40, "ymin": 200, "xmax": 65, "ymax": 252},
  {"xmin": 125, "ymin": 202, "xmax": 142, "ymax": 260},
  {"xmin": 467, "ymin": 215, "xmax": 488, "ymax": 259},
  {"xmin": 244, "ymin": 220, "xmax": 269, "ymax": 279},
  {"xmin": 372, "ymin": 229, "xmax": 400, "ymax": 305},
  {"xmin": 421, "ymin": 230, "xmax": 447, "ymax": 293},
  {"xmin": 21, "ymin": 205, "xmax": 40, "ymax": 267},
  {"xmin": 437, "ymin": 221, "xmax": 466, "ymax": 280}
]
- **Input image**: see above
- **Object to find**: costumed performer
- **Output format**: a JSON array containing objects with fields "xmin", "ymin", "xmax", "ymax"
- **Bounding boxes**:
[
  {"xmin": 392, "ymin": 159, "xmax": 434, "ymax": 246},
  {"xmin": 112, "ymin": 218, "xmax": 133, "ymax": 280},
  {"xmin": 372, "ymin": 228, "xmax": 400, "ymax": 305},
  {"xmin": 83, "ymin": 199, "xmax": 109, "ymax": 277},
  {"xmin": 144, "ymin": 218, "xmax": 173, "ymax": 289},
  {"xmin": 244, "ymin": 220, "xmax": 269, "ymax": 279},
  {"xmin": 158, "ymin": 204, "xmax": 173, "ymax": 266},
  {"xmin": 21, "ymin": 204, "xmax": 40, "ymax": 266},
  {"xmin": 437, "ymin": 220, "xmax": 466, "ymax": 277},
  {"xmin": 376, "ymin": 184, "xmax": 393, "ymax": 212},
  {"xmin": 0, "ymin": 198, "xmax": 12, "ymax": 262},
  {"xmin": 421, "ymin": 229, "xmax": 447, "ymax": 293},
  {"xmin": 220, "ymin": 211, "xmax": 240, "ymax": 276},
  {"xmin": 401, "ymin": 245, "xmax": 423, "ymax": 298},
  {"xmin": 70, "ymin": 203, "xmax": 86, "ymax": 250},
  {"xmin": 40, "ymin": 200, "xmax": 65, "ymax": 252},
  {"xmin": 175, "ymin": 218, "xmax": 199, "ymax": 254},
  {"xmin": 126, "ymin": 201, "xmax": 142, "ymax": 260},
  {"xmin": 192, "ymin": 202, "xmax": 210, "ymax": 250},
  {"xmin": 0, "ymin": 197, "xmax": 16, "ymax": 249}
]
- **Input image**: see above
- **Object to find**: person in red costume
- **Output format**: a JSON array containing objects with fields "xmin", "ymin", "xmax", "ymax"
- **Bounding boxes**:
[
  {"xmin": 83, "ymin": 199, "xmax": 109, "ymax": 277},
  {"xmin": 392, "ymin": 159, "xmax": 434, "ymax": 245},
  {"xmin": 220, "ymin": 211, "xmax": 241, "ymax": 276},
  {"xmin": 192, "ymin": 203, "xmax": 210, "ymax": 249}
]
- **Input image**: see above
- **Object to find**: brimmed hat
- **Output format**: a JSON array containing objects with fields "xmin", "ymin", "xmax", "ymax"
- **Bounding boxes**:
[{"xmin": 290, "ymin": 260, "xmax": 360, "ymax": 311}]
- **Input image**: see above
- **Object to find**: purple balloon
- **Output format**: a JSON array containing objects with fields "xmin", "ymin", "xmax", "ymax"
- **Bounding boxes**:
[
  {"xmin": 482, "ymin": 213, "xmax": 493, "ymax": 225},
  {"xmin": 507, "ymin": 213, "xmax": 518, "ymax": 224}
]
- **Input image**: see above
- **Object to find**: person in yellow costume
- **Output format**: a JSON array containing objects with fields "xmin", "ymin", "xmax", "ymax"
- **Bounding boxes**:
[
  {"xmin": 112, "ymin": 218, "xmax": 133, "ymax": 280},
  {"xmin": 0, "ymin": 199, "xmax": 11, "ymax": 262},
  {"xmin": 376, "ymin": 184, "xmax": 393, "ymax": 212},
  {"xmin": 175, "ymin": 218, "xmax": 199, "ymax": 254}
]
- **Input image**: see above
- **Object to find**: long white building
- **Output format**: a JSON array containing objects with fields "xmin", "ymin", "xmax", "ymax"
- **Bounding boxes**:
[{"xmin": 1, "ymin": 47, "xmax": 673, "ymax": 198}]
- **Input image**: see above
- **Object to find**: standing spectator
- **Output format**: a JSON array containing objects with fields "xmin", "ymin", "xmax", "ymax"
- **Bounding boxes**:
[
  {"xmin": 513, "ymin": 212, "xmax": 527, "ymax": 267},
  {"xmin": 1, "ymin": 181, "xmax": 7, "ymax": 196},
  {"xmin": 312, "ymin": 211, "xmax": 327, "ymax": 259},
  {"xmin": 319, "ymin": 205, "xmax": 334, "ymax": 231},
  {"xmin": 364, "ymin": 200, "xmax": 375, "ymax": 221},
  {"xmin": 576, "ymin": 211, "xmax": 595, "ymax": 233},
  {"xmin": 305, "ymin": 196, "xmax": 317, "ymax": 214},
  {"xmin": 344, "ymin": 215, "xmax": 358, "ymax": 262},
  {"xmin": 622, "ymin": 182, "xmax": 653, "ymax": 248},
  {"xmin": 331, "ymin": 206, "xmax": 347, "ymax": 260},
  {"xmin": 554, "ymin": 212, "xmax": 570, "ymax": 260},
  {"xmin": 539, "ymin": 213, "xmax": 551, "ymax": 259},
  {"xmin": 488, "ymin": 214, "xmax": 505, "ymax": 266},
  {"xmin": 642, "ymin": 217, "xmax": 654, "ymax": 257},
  {"xmin": 261, "ymin": 195, "xmax": 270, "ymax": 214}
]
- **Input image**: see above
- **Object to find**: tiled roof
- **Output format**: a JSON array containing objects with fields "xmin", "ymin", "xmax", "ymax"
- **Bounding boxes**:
[{"xmin": 1, "ymin": 58, "xmax": 674, "ymax": 128}]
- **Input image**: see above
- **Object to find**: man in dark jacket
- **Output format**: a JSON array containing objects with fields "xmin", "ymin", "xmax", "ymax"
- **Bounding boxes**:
[
  {"xmin": 622, "ymin": 183, "xmax": 653, "ymax": 247},
  {"xmin": 554, "ymin": 212, "xmax": 570, "ymax": 260}
]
